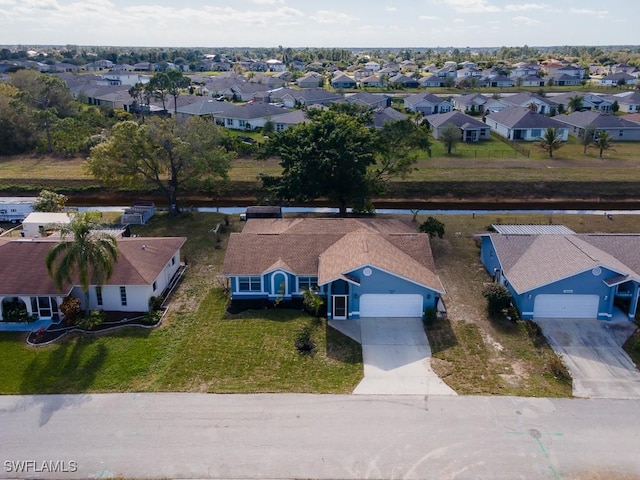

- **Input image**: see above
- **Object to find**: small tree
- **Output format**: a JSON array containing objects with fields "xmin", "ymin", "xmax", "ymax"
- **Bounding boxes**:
[
  {"xmin": 538, "ymin": 127, "xmax": 563, "ymax": 158},
  {"xmin": 580, "ymin": 124, "xmax": 596, "ymax": 154},
  {"xmin": 439, "ymin": 123, "xmax": 461, "ymax": 155},
  {"xmin": 302, "ymin": 288, "xmax": 324, "ymax": 318},
  {"xmin": 419, "ymin": 216, "xmax": 445, "ymax": 238},
  {"xmin": 33, "ymin": 189, "xmax": 68, "ymax": 212},
  {"xmin": 590, "ymin": 131, "xmax": 616, "ymax": 159},
  {"xmin": 612, "ymin": 100, "xmax": 620, "ymax": 113},
  {"xmin": 482, "ymin": 283, "xmax": 512, "ymax": 314}
]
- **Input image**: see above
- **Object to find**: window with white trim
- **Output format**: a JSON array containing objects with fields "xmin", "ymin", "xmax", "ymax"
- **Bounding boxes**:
[
  {"xmin": 298, "ymin": 276, "xmax": 318, "ymax": 292},
  {"xmin": 238, "ymin": 276, "xmax": 261, "ymax": 292}
]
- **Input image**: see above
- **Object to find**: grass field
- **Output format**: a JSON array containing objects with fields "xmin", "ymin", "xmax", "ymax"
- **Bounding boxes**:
[{"xmin": 3, "ymin": 136, "xmax": 640, "ymax": 188}]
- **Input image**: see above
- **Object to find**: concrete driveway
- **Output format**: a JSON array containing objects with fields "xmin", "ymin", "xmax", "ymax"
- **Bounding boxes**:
[
  {"xmin": 332, "ymin": 318, "xmax": 456, "ymax": 395},
  {"xmin": 536, "ymin": 318, "xmax": 640, "ymax": 399}
]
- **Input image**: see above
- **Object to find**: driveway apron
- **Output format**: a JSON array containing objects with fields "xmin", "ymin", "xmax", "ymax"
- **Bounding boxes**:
[
  {"xmin": 332, "ymin": 317, "xmax": 456, "ymax": 395},
  {"xmin": 536, "ymin": 318, "xmax": 640, "ymax": 399}
]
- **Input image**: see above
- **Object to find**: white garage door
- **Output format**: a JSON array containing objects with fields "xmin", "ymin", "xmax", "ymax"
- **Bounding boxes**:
[
  {"xmin": 533, "ymin": 294, "xmax": 600, "ymax": 319},
  {"xmin": 359, "ymin": 294, "xmax": 423, "ymax": 318}
]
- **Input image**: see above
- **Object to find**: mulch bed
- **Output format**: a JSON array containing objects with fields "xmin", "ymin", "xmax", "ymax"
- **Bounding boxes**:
[{"xmin": 26, "ymin": 311, "xmax": 159, "ymax": 346}]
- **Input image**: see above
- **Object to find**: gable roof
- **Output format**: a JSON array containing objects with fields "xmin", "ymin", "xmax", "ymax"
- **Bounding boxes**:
[
  {"xmin": 223, "ymin": 218, "xmax": 443, "ymax": 292},
  {"xmin": 371, "ymin": 107, "xmax": 407, "ymax": 128},
  {"xmin": 502, "ymin": 92, "xmax": 557, "ymax": 107},
  {"xmin": 485, "ymin": 233, "xmax": 640, "ymax": 294},
  {"xmin": 486, "ymin": 106, "xmax": 566, "ymax": 129},
  {"xmin": 0, "ymin": 237, "xmax": 186, "ymax": 296},
  {"xmin": 404, "ymin": 92, "xmax": 448, "ymax": 105},
  {"xmin": 427, "ymin": 111, "xmax": 487, "ymax": 129},
  {"xmin": 554, "ymin": 111, "xmax": 640, "ymax": 129}
]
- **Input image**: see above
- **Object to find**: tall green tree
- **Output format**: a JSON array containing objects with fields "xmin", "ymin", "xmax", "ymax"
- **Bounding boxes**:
[
  {"xmin": 538, "ymin": 127, "xmax": 564, "ymax": 158},
  {"xmin": 439, "ymin": 123, "xmax": 461, "ymax": 155},
  {"xmin": 87, "ymin": 116, "xmax": 234, "ymax": 215},
  {"xmin": 261, "ymin": 110, "xmax": 377, "ymax": 215},
  {"xmin": 373, "ymin": 119, "xmax": 430, "ymax": 188},
  {"xmin": 46, "ymin": 212, "xmax": 119, "ymax": 317},
  {"xmin": 9, "ymin": 70, "xmax": 76, "ymax": 153},
  {"xmin": 590, "ymin": 131, "xmax": 616, "ymax": 158}
]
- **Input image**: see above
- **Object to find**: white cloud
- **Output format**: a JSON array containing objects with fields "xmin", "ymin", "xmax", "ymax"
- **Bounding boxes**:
[
  {"xmin": 26, "ymin": 0, "xmax": 60, "ymax": 10},
  {"xmin": 0, "ymin": 0, "xmax": 16, "ymax": 5},
  {"xmin": 512, "ymin": 15, "xmax": 541, "ymax": 26},
  {"xmin": 570, "ymin": 8, "xmax": 607, "ymax": 17},
  {"xmin": 385, "ymin": 6, "xmax": 397, "ymax": 12},
  {"xmin": 252, "ymin": 0, "xmax": 284, "ymax": 4},
  {"xmin": 439, "ymin": 0, "xmax": 500, "ymax": 13},
  {"xmin": 453, "ymin": 18, "xmax": 465, "ymax": 23},
  {"xmin": 419, "ymin": 15, "xmax": 441, "ymax": 21},
  {"xmin": 504, "ymin": 3, "xmax": 551, "ymax": 12},
  {"xmin": 310, "ymin": 9, "xmax": 356, "ymax": 24}
]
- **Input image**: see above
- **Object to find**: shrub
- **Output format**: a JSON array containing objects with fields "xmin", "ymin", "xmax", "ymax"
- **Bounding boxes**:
[
  {"xmin": 482, "ymin": 283, "xmax": 512, "ymax": 314},
  {"xmin": 60, "ymin": 297, "xmax": 82, "ymax": 324},
  {"xmin": 294, "ymin": 325, "xmax": 316, "ymax": 354},
  {"xmin": 419, "ymin": 217, "xmax": 445, "ymax": 238},
  {"xmin": 142, "ymin": 310, "xmax": 162, "ymax": 325},
  {"xmin": 76, "ymin": 310, "xmax": 105, "ymax": 330},
  {"xmin": 149, "ymin": 295, "xmax": 163, "ymax": 311}
]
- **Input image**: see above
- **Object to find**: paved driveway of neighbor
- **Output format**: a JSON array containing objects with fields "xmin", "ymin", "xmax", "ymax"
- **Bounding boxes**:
[
  {"xmin": 333, "ymin": 317, "xmax": 456, "ymax": 395},
  {"xmin": 535, "ymin": 318, "xmax": 640, "ymax": 399}
]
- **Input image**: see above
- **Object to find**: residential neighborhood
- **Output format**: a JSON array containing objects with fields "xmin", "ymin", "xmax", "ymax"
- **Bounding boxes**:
[{"xmin": 2, "ymin": 36, "xmax": 640, "ymax": 480}]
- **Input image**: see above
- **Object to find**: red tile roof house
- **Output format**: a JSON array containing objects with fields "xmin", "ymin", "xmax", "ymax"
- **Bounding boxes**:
[
  {"xmin": 0, "ymin": 237, "xmax": 186, "ymax": 331},
  {"xmin": 222, "ymin": 218, "xmax": 444, "ymax": 320}
]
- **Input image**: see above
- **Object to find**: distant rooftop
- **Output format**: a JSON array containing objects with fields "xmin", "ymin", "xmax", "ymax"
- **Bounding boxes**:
[{"xmin": 491, "ymin": 224, "xmax": 576, "ymax": 235}]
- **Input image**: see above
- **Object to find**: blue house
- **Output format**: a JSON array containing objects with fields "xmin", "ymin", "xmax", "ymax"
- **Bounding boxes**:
[
  {"xmin": 223, "ymin": 218, "xmax": 445, "ymax": 319},
  {"xmin": 478, "ymin": 225, "xmax": 640, "ymax": 321}
]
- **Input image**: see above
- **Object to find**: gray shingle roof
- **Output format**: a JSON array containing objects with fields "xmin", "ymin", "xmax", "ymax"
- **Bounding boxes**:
[
  {"xmin": 486, "ymin": 233, "xmax": 640, "ymax": 294},
  {"xmin": 427, "ymin": 111, "xmax": 486, "ymax": 129},
  {"xmin": 554, "ymin": 111, "xmax": 640, "ymax": 129},
  {"xmin": 486, "ymin": 107, "xmax": 566, "ymax": 129}
]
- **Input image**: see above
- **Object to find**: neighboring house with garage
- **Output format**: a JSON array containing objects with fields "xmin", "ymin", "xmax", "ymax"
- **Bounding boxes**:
[
  {"xmin": 554, "ymin": 111, "xmax": 640, "ymax": 141},
  {"xmin": 223, "ymin": 218, "xmax": 445, "ymax": 320},
  {"xmin": 478, "ymin": 225, "xmax": 640, "ymax": 321}
]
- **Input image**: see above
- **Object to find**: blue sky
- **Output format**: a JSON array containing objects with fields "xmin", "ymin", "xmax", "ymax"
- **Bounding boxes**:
[{"xmin": 0, "ymin": 0, "xmax": 636, "ymax": 48}]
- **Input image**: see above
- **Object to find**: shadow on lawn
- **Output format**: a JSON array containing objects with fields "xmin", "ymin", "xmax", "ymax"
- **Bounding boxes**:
[
  {"xmin": 425, "ymin": 316, "xmax": 459, "ymax": 355},
  {"xmin": 325, "ymin": 325, "xmax": 361, "ymax": 364},
  {"xmin": 20, "ymin": 338, "xmax": 108, "ymax": 397}
]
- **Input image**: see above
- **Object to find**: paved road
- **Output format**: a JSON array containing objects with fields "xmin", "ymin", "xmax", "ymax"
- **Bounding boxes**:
[
  {"xmin": 537, "ymin": 318, "xmax": 640, "ymax": 399},
  {"xmin": 351, "ymin": 318, "xmax": 456, "ymax": 395},
  {"xmin": 1, "ymin": 393, "xmax": 639, "ymax": 479}
]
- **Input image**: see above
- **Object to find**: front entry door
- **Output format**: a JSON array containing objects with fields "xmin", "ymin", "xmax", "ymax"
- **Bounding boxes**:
[{"xmin": 332, "ymin": 295, "xmax": 348, "ymax": 320}]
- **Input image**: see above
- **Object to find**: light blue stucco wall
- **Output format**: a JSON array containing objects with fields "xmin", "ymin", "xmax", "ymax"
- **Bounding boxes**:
[
  {"xmin": 325, "ymin": 265, "xmax": 439, "ymax": 320},
  {"xmin": 512, "ymin": 267, "xmax": 617, "ymax": 320},
  {"xmin": 479, "ymin": 235, "xmax": 624, "ymax": 320},
  {"xmin": 229, "ymin": 271, "xmax": 318, "ymax": 300}
]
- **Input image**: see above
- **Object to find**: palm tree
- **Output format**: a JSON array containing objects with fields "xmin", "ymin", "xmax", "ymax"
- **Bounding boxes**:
[
  {"xmin": 567, "ymin": 95, "xmax": 584, "ymax": 112},
  {"xmin": 46, "ymin": 212, "xmax": 119, "ymax": 317},
  {"xmin": 590, "ymin": 131, "xmax": 616, "ymax": 159},
  {"xmin": 580, "ymin": 124, "xmax": 596, "ymax": 154},
  {"xmin": 538, "ymin": 127, "xmax": 564, "ymax": 158}
]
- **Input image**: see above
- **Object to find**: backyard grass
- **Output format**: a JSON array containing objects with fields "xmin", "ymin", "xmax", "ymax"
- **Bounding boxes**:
[{"xmin": 4, "ymin": 136, "xmax": 640, "ymax": 193}]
